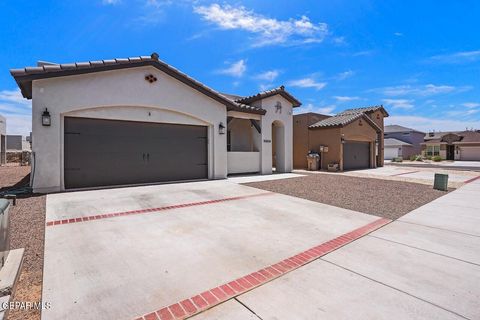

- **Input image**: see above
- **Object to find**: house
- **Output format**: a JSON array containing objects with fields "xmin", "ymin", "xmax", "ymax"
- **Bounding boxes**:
[
  {"xmin": 10, "ymin": 53, "xmax": 301, "ymax": 192},
  {"xmin": 293, "ymin": 106, "xmax": 388, "ymax": 171},
  {"xmin": 384, "ymin": 125, "xmax": 425, "ymax": 159},
  {"xmin": 421, "ymin": 130, "xmax": 480, "ymax": 161},
  {"xmin": 0, "ymin": 115, "xmax": 5, "ymax": 165},
  {"xmin": 6, "ymin": 135, "xmax": 31, "ymax": 152}
]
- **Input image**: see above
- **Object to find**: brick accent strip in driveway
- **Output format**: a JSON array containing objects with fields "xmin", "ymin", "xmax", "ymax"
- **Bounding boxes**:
[
  {"xmin": 133, "ymin": 217, "xmax": 391, "ymax": 320},
  {"xmin": 45, "ymin": 192, "xmax": 274, "ymax": 227}
]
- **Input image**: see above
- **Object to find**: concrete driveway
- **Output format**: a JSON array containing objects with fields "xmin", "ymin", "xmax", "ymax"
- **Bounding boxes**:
[{"xmin": 42, "ymin": 180, "xmax": 383, "ymax": 320}]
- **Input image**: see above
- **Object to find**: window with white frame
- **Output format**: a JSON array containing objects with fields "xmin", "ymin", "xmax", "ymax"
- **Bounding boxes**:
[{"xmin": 426, "ymin": 145, "xmax": 440, "ymax": 156}]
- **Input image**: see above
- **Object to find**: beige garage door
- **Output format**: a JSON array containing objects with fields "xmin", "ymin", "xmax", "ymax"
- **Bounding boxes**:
[{"xmin": 460, "ymin": 146, "xmax": 480, "ymax": 161}]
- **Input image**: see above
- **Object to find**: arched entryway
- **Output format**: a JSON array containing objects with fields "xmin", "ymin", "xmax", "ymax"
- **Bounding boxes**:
[{"xmin": 272, "ymin": 120, "xmax": 287, "ymax": 172}]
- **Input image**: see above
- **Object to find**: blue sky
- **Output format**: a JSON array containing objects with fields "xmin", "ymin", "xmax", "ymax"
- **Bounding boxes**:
[{"xmin": 1, "ymin": 0, "xmax": 480, "ymax": 134}]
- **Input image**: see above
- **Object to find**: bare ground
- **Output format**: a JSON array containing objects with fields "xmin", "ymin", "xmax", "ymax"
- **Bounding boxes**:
[
  {"xmin": 244, "ymin": 173, "xmax": 451, "ymax": 220},
  {"xmin": 1, "ymin": 166, "xmax": 45, "ymax": 320}
]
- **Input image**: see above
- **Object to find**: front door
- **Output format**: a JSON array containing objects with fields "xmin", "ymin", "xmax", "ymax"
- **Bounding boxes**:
[{"xmin": 446, "ymin": 145, "xmax": 455, "ymax": 160}]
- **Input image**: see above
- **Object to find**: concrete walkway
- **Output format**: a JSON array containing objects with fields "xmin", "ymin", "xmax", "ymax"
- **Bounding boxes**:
[{"xmin": 193, "ymin": 179, "xmax": 480, "ymax": 320}]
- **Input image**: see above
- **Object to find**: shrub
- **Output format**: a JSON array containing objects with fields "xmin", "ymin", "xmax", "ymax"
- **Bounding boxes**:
[{"xmin": 432, "ymin": 155, "xmax": 442, "ymax": 162}]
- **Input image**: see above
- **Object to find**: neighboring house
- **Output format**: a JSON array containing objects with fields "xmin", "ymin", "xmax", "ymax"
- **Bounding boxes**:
[
  {"xmin": 293, "ymin": 106, "xmax": 388, "ymax": 171},
  {"xmin": 421, "ymin": 130, "xmax": 480, "ymax": 161},
  {"xmin": 10, "ymin": 53, "xmax": 301, "ymax": 192},
  {"xmin": 0, "ymin": 115, "xmax": 5, "ymax": 165},
  {"xmin": 6, "ymin": 135, "xmax": 31, "ymax": 151},
  {"xmin": 384, "ymin": 125, "xmax": 425, "ymax": 159}
]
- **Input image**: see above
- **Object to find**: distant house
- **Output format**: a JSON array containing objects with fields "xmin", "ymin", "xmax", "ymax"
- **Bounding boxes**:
[
  {"xmin": 384, "ymin": 125, "xmax": 425, "ymax": 159},
  {"xmin": 6, "ymin": 135, "xmax": 31, "ymax": 152},
  {"xmin": 0, "ymin": 115, "xmax": 5, "ymax": 165},
  {"xmin": 421, "ymin": 130, "xmax": 480, "ymax": 161},
  {"xmin": 293, "ymin": 106, "xmax": 388, "ymax": 171}
]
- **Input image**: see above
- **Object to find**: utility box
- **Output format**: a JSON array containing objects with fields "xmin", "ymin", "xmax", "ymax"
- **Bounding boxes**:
[
  {"xmin": 433, "ymin": 173, "xmax": 449, "ymax": 191},
  {"xmin": 307, "ymin": 153, "xmax": 320, "ymax": 171},
  {"xmin": 0, "ymin": 199, "xmax": 10, "ymax": 267}
]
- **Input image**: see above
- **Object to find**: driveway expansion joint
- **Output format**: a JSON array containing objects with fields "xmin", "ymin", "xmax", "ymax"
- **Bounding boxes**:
[{"xmin": 132, "ymin": 217, "xmax": 391, "ymax": 320}]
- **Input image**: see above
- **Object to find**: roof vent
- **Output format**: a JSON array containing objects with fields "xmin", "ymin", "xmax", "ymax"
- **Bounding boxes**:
[
  {"xmin": 150, "ymin": 52, "xmax": 159, "ymax": 60},
  {"xmin": 428, "ymin": 132, "xmax": 434, "ymax": 137}
]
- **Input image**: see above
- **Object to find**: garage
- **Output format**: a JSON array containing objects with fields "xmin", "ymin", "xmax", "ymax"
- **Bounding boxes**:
[
  {"xmin": 64, "ymin": 117, "xmax": 208, "ymax": 189},
  {"xmin": 459, "ymin": 146, "xmax": 480, "ymax": 161},
  {"xmin": 343, "ymin": 141, "xmax": 370, "ymax": 170},
  {"xmin": 384, "ymin": 147, "xmax": 400, "ymax": 160}
]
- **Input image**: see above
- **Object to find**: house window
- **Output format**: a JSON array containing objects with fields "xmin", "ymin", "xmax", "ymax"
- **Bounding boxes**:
[{"xmin": 426, "ymin": 145, "xmax": 440, "ymax": 156}]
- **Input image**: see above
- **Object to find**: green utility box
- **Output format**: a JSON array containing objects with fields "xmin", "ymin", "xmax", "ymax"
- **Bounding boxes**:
[{"xmin": 433, "ymin": 173, "xmax": 449, "ymax": 191}]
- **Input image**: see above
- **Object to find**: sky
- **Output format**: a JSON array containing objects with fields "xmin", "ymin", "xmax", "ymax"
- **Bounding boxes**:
[{"xmin": 1, "ymin": 0, "xmax": 480, "ymax": 135}]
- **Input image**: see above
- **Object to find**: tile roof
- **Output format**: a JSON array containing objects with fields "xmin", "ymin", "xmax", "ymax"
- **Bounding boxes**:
[
  {"xmin": 309, "ymin": 113, "xmax": 363, "ymax": 128},
  {"xmin": 385, "ymin": 125, "xmax": 425, "ymax": 134},
  {"xmin": 10, "ymin": 53, "xmax": 266, "ymax": 115},
  {"xmin": 422, "ymin": 130, "xmax": 480, "ymax": 143},
  {"xmin": 234, "ymin": 86, "xmax": 302, "ymax": 107},
  {"xmin": 337, "ymin": 105, "xmax": 389, "ymax": 117},
  {"xmin": 384, "ymin": 138, "xmax": 413, "ymax": 146}
]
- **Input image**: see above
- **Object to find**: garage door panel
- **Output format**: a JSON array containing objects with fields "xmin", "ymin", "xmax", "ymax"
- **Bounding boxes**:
[
  {"xmin": 64, "ymin": 117, "xmax": 208, "ymax": 189},
  {"xmin": 343, "ymin": 141, "xmax": 370, "ymax": 170},
  {"xmin": 460, "ymin": 146, "xmax": 480, "ymax": 161}
]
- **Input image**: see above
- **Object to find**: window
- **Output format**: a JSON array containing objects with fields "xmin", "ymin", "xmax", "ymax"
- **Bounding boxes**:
[{"xmin": 426, "ymin": 145, "xmax": 440, "ymax": 156}]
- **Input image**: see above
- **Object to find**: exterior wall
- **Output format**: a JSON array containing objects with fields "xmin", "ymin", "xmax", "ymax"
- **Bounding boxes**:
[
  {"xmin": 293, "ymin": 113, "xmax": 329, "ymax": 169},
  {"xmin": 6, "ymin": 135, "xmax": 23, "ymax": 151},
  {"xmin": 384, "ymin": 131, "xmax": 425, "ymax": 156},
  {"xmin": 256, "ymin": 95, "xmax": 294, "ymax": 174},
  {"xmin": 228, "ymin": 118, "xmax": 259, "ymax": 151},
  {"xmin": 0, "ymin": 115, "xmax": 5, "ymax": 165},
  {"xmin": 308, "ymin": 127, "xmax": 342, "ymax": 170},
  {"xmin": 366, "ymin": 110, "xmax": 385, "ymax": 166},
  {"xmin": 31, "ymin": 66, "xmax": 228, "ymax": 193},
  {"xmin": 227, "ymin": 152, "xmax": 260, "ymax": 174}
]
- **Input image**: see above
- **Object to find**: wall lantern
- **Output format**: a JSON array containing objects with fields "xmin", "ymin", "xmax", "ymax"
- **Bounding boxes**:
[
  {"xmin": 42, "ymin": 108, "xmax": 51, "ymax": 126},
  {"xmin": 341, "ymin": 133, "xmax": 345, "ymax": 144},
  {"xmin": 219, "ymin": 122, "xmax": 226, "ymax": 134}
]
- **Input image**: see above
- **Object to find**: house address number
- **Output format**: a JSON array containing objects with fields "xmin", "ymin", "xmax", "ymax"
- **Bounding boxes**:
[{"xmin": 263, "ymin": 139, "xmax": 271, "ymax": 143}]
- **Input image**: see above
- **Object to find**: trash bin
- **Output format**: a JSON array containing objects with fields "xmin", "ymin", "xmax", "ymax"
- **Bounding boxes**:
[
  {"xmin": 433, "ymin": 173, "xmax": 448, "ymax": 191},
  {"xmin": 307, "ymin": 153, "xmax": 320, "ymax": 171}
]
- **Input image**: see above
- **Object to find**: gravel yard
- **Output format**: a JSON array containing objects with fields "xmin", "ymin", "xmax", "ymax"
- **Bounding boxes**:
[
  {"xmin": 1, "ymin": 166, "xmax": 45, "ymax": 320},
  {"xmin": 244, "ymin": 173, "xmax": 451, "ymax": 220}
]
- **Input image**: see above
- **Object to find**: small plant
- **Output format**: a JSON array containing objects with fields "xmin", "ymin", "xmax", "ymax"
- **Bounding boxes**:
[
  {"xmin": 409, "ymin": 155, "xmax": 416, "ymax": 161},
  {"xmin": 414, "ymin": 155, "xmax": 423, "ymax": 161},
  {"xmin": 432, "ymin": 155, "xmax": 442, "ymax": 162}
]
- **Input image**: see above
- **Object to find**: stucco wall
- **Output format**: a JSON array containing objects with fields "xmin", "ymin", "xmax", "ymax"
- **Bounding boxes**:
[
  {"xmin": 293, "ymin": 113, "xmax": 330, "ymax": 169},
  {"xmin": 0, "ymin": 115, "xmax": 5, "ymax": 165},
  {"xmin": 308, "ymin": 127, "xmax": 342, "ymax": 170},
  {"xmin": 257, "ymin": 95, "xmax": 294, "ymax": 174},
  {"xmin": 228, "ymin": 118, "xmax": 259, "ymax": 152},
  {"xmin": 31, "ymin": 66, "xmax": 228, "ymax": 192}
]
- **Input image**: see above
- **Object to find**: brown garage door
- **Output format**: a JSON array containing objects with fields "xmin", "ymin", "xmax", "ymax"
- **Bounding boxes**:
[
  {"xmin": 343, "ymin": 141, "xmax": 370, "ymax": 170},
  {"xmin": 64, "ymin": 117, "xmax": 208, "ymax": 189}
]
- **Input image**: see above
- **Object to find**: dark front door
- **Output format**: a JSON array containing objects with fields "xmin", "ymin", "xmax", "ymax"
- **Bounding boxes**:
[
  {"xmin": 343, "ymin": 141, "xmax": 370, "ymax": 170},
  {"xmin": 446, "ymin": 145, "xmax": 455, "ymax": 160},
  {"xmin": 64, "ymin": 117, "xmax": 208, "ymax": 189}
]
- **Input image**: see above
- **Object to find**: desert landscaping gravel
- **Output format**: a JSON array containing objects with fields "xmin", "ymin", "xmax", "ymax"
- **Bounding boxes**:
[
  {"xmin": 244, "ymin": 173, "xmax": 451, "ymax": 220},
  {"xmin": 1, "ymin": 166, "xmax": 45, "ymax": 320}
]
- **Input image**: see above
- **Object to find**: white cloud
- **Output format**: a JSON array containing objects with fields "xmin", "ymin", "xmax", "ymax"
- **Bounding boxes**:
[
  {"xmin": 335, "ymin": 70, "xmax": 354, "ymax": 81},
  {"xmin": 0, "ymin": 88, "xmax": 32, "ymax": 135},
  {"xmin": 288, "ymin": 78, "xmax": 326, "ymax": 90},
  {"xmin": 217, "ymin": 60, "xmax": 246, "ymax": 78},
  {"xmin": 194, "ymin": 4, "xmax": 328, "ymax": 46},
  {"xmin": 375, "ymin": 84, "xmax": 470, "ymax": 97},
  {"xmin": 333, "ymin": 36, "xmax": 347, "ymax": 45},
  {"xmin": 386, "ymin": 115, "xmax": 480, "ymax": 132},
  {"xmin": 463, "ymin": 102, "xmax": 480, "ymax": 108},
  {"xmin": 382, "ymin": 99, "xmax": 414, "ymax": 110},
  {"xmin": 0, "ymin": 89, "xmax": 30, "ymax": 106},
  {"xmin": 295, "ymin": 103, "xmax": 335, "ymax": 115},
  {"xmin": 394, "ymin": 32, "xmax": 403, "ymax": 37},
  {"xmin": 352, "ymin": 50, "xmax": 374, "ymax": 57},
  {"xmin": 102, "ymin": 0, "xmax": 121, "ymax": 5},
  {"xmin": 255, "ymin": 70, "xmax": 279, "ymax": 82},
  {"xmin": 429, "ymin": 50, "xmax": 480, "ymax": 64},
  {"xmin": 333, "ymin": 96, "xmax": 360, "ymax": 102}
]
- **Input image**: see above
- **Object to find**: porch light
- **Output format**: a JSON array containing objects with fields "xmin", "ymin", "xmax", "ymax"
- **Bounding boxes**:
[
  {"xmin": 42, "ymin": 108, "xmax": 51, "ymax": 126},
  {"xmin": 219, "ymin": 122, "xmax": 225, "ymax": 134}
]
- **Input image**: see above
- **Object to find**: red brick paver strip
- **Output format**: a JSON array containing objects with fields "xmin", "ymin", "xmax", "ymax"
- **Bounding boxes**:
[
  {"xmin": 464, "ymin": 175, "xmax": 480, "ymax": 184},
  {"xmin": 45, "ymin": 192, "xmax": 273, "ymax": 227},
  {"xmin": 133, "ymin": 217, "xmax": 391, "ymax": 320},
  {"xmin": 390, "ymin": 170, "xmax": 420, "ymax": 177}
]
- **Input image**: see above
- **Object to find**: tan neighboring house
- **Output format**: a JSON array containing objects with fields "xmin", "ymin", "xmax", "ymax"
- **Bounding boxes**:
[
  {"xmin": 293, "ymin": 106, "xmax": 388, "ymax": 170},
  {"xmin": 421, "ymin": 130, "xmax": 480, "ymax": 161}
]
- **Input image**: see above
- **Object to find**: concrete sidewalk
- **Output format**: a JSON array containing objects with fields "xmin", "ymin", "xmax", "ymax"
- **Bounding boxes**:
[{"xmin": 198, "ymin": 179, "xmax": 480, "ymax": 320}]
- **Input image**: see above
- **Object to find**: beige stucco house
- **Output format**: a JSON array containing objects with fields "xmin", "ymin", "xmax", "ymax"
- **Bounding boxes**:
[
  {"xmin": 421, "ymin": 130, "xmax": 480, "ymax": 160},
  {"xmin": 10, "ymin": 53, "xmax": 301, "ymax": 192}
]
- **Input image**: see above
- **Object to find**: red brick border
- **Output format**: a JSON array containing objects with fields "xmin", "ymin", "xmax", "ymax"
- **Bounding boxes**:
[
  {"xmin": 45, "ymin": 192, "xmax": 273, "ymax": 227},
  {"xmin": 464, "ymin": 175, "xmax": 480, "ymax": 184},
  {"xmin": 390, "ymin": 170, "xmax": 420, "ymax": 177},
  {"xmin": 133, "ymin": 217, "xmax": 391, "ymax": 320}
]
